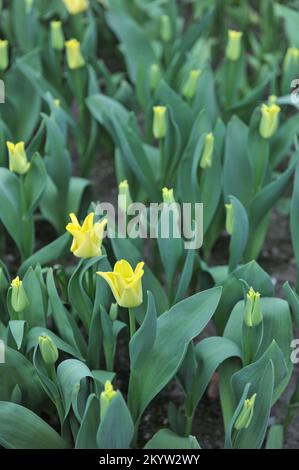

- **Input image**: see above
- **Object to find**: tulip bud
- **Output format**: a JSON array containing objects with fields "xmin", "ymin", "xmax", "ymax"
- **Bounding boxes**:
[
  {"xmin": 182, "ymin": 70, "xmax": 201, "ymax": 100},
  {"xmin": 225, "ymin": 203, "xmax": 234, "ymax": 235},
  {"xmin": 118, "ymin": 179, "xmax": 132, "ymax": 212},
  {"xmin": 25, "ymin": 0, "xmax": 33, "ymax": 13},
  {"xmin": 244, "ymin": 287, "xmax": 262, "ymax": 327},
  {"xmin": 283, "ymin": 47, "xmax": 299, "ymax": 71},
  {"xmin": 38, "ymin": 334, "xmax": 59, "ymax": 365},
  {"xmin": 100, "ymin": 381, "xmax": 117, "ymax": 420},
  {"xmin": 51, "ymin": 21, "xmax": 64, "ymax": 51},
  {"xmin": 109, "ymin": 303, "xmax": 118, "ymax": 322},
  {"xmin": 0, "ymin": 39, "xmax": 8, "ymax": 71},
  {"xmin": 200, "ymin": 133, "xmax": 214, "ymax": 169},
  {"xmin": 226, "ymin": 30, "xmax": 242, "ymax": 61},
  {"xmin": 63, "ymin": 0, "xmax": 89, "ymax": 15},
  {"xmin": 160, "ymin": 15, "xmax": 172, "ymax": 42},
  {"xmin": 54, "ymin": 99, "xmax": 61, "ymax": 108},
  {"xmin": 7, "ymin": 141, "xmax": 30, "ymax": 175},
  {"xmin": 268, "ymin": 95, "xmax": 277, "ymax": 105},
  {"xmin": 65, "ymin": 39, "xmax": 85, "ymax": 70},
  {"xmin": 10, "ymin": 277, "xmax": 29, "ymax": 313},
  {"xmin": 153, "ymin": 106, "xmax": 167, "ymax": 139},
  {"xmin": 150, "ymin": 64, "xmax": 161, "ymax": 91},
  {"xmin": 162, "ymin": 187, "xmax": 175, "ymax": 205},
  {"xmin": 259, "ymin": 103, "xmax": 280, "ymax": 139},
  {"xmin": 234, "ymin": 393, "xmax": 257, "ymax": 430}
]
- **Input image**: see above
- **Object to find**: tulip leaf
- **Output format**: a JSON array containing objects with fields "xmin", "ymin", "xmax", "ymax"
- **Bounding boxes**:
[
  {"xmin": 23, "ymin": 153, "xmax": 47, "ymax": 216},
  {"xmin": 227, "ymin": 195, "xmax": 249, "ymax": 272},
  {"xmin": 128, "ymin": 286, "xmax": 222, "ymax": 421},
  {"xmin": 76, "ymin": 394, "xmax": 100, "ymax": 449},
  {"xmin": 144, "ymin": 429, "xmax": 201, "ymax": 449},
  {"xmin": 96, "ymin": 392, "xmax": 134, "ymax": 449},
  {"xmin": 8, "ymin": 320, "xmax": 26, "ymax": 350},
  {"xmin": 266, "ymin": 425, "xmax": 284, "ymax": 449},
  {"xmin": 0, "ymin": 402, "xmax": 68, "ymax": 449},
  {"xmin": 0, "ymin": 168, "xmax": 22, "ymax": 251},
  {"xmin": 26, "ymin": 327, "xmax": 84, "ymax": 360}
]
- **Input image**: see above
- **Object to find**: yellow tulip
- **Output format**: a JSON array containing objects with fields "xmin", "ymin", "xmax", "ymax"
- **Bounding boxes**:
[
  {"xmin": 65, "ymin": 39, "xmax": 85, "ymax": 70},
  {"xmin": 7, "ymin": 141, "xmax": 30, "ymax": 175},
  {"xmin": 97, "ymin": 259, "xmax": 144, "ymax": 308},
  {"xmin": 11, "ymin": 276, "xmax": 29, "ymax": 313},
  {"xmin": 100, "ymin": 381, "xmax": 117, "ymax": 419},
  {"xmin": 259, "ymin": 103, "xmax": 280, "ymax": 139},
  {"xmin": 63, "ymin": 0, "xmax": 89, "ymax": 15},
  {"xmin": 66, "ymin": 212, "xmax": 107, "ymax": 259},
  {"xmin": 226, "ymin": 30, "xmax": 242, "ymax": 61},
  {"xmin": 200, "ymin": 133, "xmax": 214, "ymax": 169},
  {"xmin": 182, "ymin": 70, "xmax": 201, "ymax": 100}
]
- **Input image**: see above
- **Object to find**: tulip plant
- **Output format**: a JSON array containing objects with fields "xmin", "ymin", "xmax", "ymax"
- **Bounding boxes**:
[{"xmin": 0, "ymin": 0, "xmax": 299, "ymax": 452}]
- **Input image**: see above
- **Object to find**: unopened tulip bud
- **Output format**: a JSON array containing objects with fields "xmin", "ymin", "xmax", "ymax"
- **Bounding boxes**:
[
  {"xmin": 11, "ymin": 277, "xmax": 29, "ymax": 313},
  {"xmin": 259, "ymin": 103, "xmax": 280, "ymax": 139},
  {"xmin": 54, "ymin": 99, "xmax": 61, "ymax": 108},
  {"xmin": 25, "ymin": 0, "xmax": 33, "ymax": 13},
  {"xmin": 225, "ymin": 203, "xmax": 234, "ymax": 235},
  {"xmin": 268, "ymin": 95, "xmax": 277, "ymax": 105},
  {"xmin": 283, "ymin": 47, "xmax": 299, "ymax": 71},
  {"xmin": 182, "ymin": 70, "xmax": 201, "ymax": 100},
  {"xmin": 65, "ymin": 39, "xmax": 85, "ymax": 70},
  {"xmin": 109, "ymin": 303, "xmax": 118, "ymax": 322},
  {"xmin": 100, "ymin": 381, "xmax": 117, "ymax": 419},
  {"xmin": 7, "ymin": 141, "xmax": 30, "ymax": 175},
  {"xmin": 160, "ymin": 15, "xmax": 172, "ymax": 42},
  {"xmin": 118, "ymin": 179, "xmax": 132, "ymax": 212},
  {"xmin": 234, "ymin": 393, "xmax": 256, "ymax": 430},
  {"xmin": 38, "ymin": 334, "xmax": 59, "ymax": 365},
  {"xmin": 150, "ymin": 64, "xmax": 161, "ymax": 91},
  {"xmin": 0, "ymin": 39, "xmax": 8, "ymax": 71},
  {"xmin": 63, "ymin": 0, "xmax": 89, "ymax": 15},
  {"xmin": 226, "ymin": 30, "xmax": 242, "ymax": 61},
  {"xmin": 200, "ymin": 133, "xmax": 214, "ymax": 169},
  {"xmin": 244, "ymin": 287, "xmax": 262, "ymax": 327},
  {"xmin": 51, "ymin": 21, "xmax": 64, "ymax": 51},
  {"xmin": 162, "ymin": 187, "xmax": 175, "ymax": 205},
  {"xmin": 153, "ymin": 106, "xmax": 167, "ymax": 139}
]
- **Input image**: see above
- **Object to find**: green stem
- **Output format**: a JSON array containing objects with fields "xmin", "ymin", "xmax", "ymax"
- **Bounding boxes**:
[
  {"xmin": 129, "ymin": 308, "xmax": 136, "ymax": 338},
  {"xmin": 254, "ymin": 139, "xmax": 269, "ymax": 193},
  {"xmin": 184, "ymin": 414, "xmax": 194, "ymax": 437},
  {"xmin": 49, "ymin": 364, "xmax": 65, "ymax": 428}
]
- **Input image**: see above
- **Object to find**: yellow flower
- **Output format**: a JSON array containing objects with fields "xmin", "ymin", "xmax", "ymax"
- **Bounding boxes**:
[
  {"xmin": 259, "ymin": 103, "xmax": 280, "ymax": 139},
  {"xmin": 66, "ymin": 212, "xmax": 107, "ymax": 258},
  {"xmin": 234, "ymin": 393, "xmax": 257, "ymax": 430},
  {"xmin": 226, "ymin": 30, "xmax": 242, "ymax": 61},
  {"xmin": 97, "ymin": 259, "xmax": 144, "ymax": 308},
  {"xmin": 100, "ymin": 381, "xmax": 117, "ymax": 419},
  {"xmin": 7, "ymin": 141, "xmax": 30, "ymax": 175},
  {"xmin": 153, "ymin": 106, "xmax": 167, "ymax": 139},
  {"xmin": 284, "ymin": 47, "xmax": 299, "ymax": 70},
  {"xmin": 244, "ymin": 287, "xmax": 262, "ymax": 327},
  {"xmin": 63, "ymin": 0, "xmax": 89, "ymax": 15},
  {"xmin": 0, "ymin": 39, "xmax": 8, "ymax": 71},
  {"xmin": 162, "ymin": 187, "xmax": 175, "ymax": 204},
  {"xmin": 65, "ymin": 39, "xmax": 85, "ymax": 70}
]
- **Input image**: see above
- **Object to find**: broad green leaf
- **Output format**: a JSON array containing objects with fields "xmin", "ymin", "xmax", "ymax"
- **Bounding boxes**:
[
  {"xmin": 0, "ymin": 402, "xmax": 67, "ymax": 449},
  {"xmin": 144, "ymin": 429, "xmax": 200, "ymax": 449},
  {"xmin": 266, "ymin": 425, "xmax": 284, "ymax": 449},
  {"xmin": 76, "ymin": 394, "xmax": 101, "ymax": 449}
]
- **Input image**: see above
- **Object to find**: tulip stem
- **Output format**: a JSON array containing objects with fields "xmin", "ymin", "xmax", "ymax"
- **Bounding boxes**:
[{"xmin": 129, "ymin": 308, "xmax": 136, "ymax": 338}]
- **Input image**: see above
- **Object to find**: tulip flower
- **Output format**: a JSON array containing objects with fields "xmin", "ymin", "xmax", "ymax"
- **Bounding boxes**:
[
  {"xmin": 226, "ymin": 30, "xmax": 242, "ymax": 61},
  {"xmin": 10, "ymin": 276, "xmax": 29, "ymax": 313},
  {"xmin": 0, "ymin": 39, "xmax": 8, "ymax": 71},
  {"xmin": 38, "ymin": 334, "xmax": 59, "ymax": 365},
  {"xmin": 118, "ymin": 180, "xmax": 132, "ymax": 213},
  {"xmin": 182, "ymin": 70, "xmax": 201, "ymax": 100},
  {"xmin": 244, "ymin": 287, "xmax": 262, "ymax": 327},
  {"xmin": 234, "ymin": 394, "xmax": 257, "ymax": 430},
  {"xmin": 259, "ymin": 103, "xmax": 280, "ymax": 139},
  {"xmin": 200, "ymin": 133, "xmax": 214, "ymax": 169},
  {"xmin": 7, "ymin": 141, "xmax": 30, "ymax": 175},
  {"xmin": 66, "ymin": 212, "xmax": 107, "ymax": 259},
  {"xmin": 150, "ymin": 64, "xmax": 161, "ymax": 91},
  {"xmin": 63, "ymin": 0, "xmax": 89, "ymax": 15},
  {"xmin": 153, "ymin": 106, "xmax": 167, "ymax": 139},
  {"xmin": 51, "ymin": 21, "xmax": 64, "ymax": 51},
  {"xmin": 97, "ymin": 259, "xmax": 144, "ymax": 309},
  {"xmin": 225, "ymin": 203, "xmax": 234, "ymax": 235},
  {"xmin": 283, "ymin": 47, "xmax": 299, "ymax": 71},
  {"xmin": 160, "ymin": 15, "xmax": 172, "ymax": 42},
  {"xmin": 100, "ymin": 381, "xmax": 117, "ymax": 419},
  {"xmin": 65, "ymin": 39, "xmax": 85, "ymax": 70}
]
